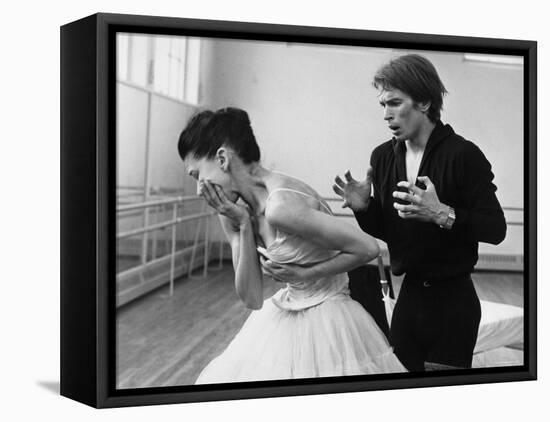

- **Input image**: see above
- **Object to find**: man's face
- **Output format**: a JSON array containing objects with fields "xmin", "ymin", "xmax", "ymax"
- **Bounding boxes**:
[{"xmin": 378, "ymin": 88, "xmax": 428, "ymax": 142}]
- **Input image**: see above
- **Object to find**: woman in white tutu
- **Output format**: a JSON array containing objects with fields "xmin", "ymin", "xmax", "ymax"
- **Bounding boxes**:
[{"xmin": 178, "ymin": 107, "xmax": 406, "ymax": 383}]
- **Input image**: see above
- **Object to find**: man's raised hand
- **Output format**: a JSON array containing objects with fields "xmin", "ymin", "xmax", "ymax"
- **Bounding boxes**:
[{"xmin": 332, "ymin": 168, "xmax": 373, "ymax": 212}]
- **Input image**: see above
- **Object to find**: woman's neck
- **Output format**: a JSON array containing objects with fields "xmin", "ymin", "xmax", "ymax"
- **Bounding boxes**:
[{"xmin": 233, "ymin": 164, "xmax": 272, "ymax": 215}]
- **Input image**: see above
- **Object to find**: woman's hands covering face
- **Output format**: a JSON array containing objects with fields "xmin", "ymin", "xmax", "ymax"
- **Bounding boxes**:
[{"xmin": 199, "ymin": 180, "xmax": 250, "ymax": 227}]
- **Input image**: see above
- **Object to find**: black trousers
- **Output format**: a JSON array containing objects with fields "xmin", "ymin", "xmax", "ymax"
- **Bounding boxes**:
[{"xmin": 390, "ymin": 273, "xmax": 481, "ymax": 372}]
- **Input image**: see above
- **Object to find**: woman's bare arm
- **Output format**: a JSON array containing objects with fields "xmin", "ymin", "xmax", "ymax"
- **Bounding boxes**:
[
  {"xmin": 264, "ymin": 192, "xmax": 379, "ymax": 280},
  {"xmin": 201, "ymin": 182, "xmax": 264, "ymax": 309}
]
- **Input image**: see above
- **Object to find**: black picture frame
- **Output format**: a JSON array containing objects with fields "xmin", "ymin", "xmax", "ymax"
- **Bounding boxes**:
[{"xmin": 60, "ymin": 12, "xmax": 537, "ymax": 408}]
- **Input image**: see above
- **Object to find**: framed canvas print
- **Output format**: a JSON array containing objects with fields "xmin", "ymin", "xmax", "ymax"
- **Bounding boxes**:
[{"xmin": 60, "ymin": 12, "xmax": 537, "ymax": 408}]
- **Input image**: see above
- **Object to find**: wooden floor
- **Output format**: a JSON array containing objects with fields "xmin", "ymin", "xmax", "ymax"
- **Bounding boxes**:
[
  {"xmin": 116, "ymin": 265, "xmax": 280, "ymax": 389},
  {"xmin": 116, "ymin": 264, "xmax": 524, "ymax": 389}
]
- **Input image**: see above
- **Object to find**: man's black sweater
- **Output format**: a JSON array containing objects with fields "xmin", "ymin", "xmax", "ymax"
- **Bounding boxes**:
[{"xmin": 354, "ymin": 120, "xmax": 507, "ymax": 280}]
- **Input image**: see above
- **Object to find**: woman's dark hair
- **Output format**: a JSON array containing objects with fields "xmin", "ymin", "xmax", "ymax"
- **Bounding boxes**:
[
  {"xmin": 373, "ymin": 54, "xmax": 448, "ymax": 122},
  {"xmin": 177, "ymin": 107, "xmax": 261, "ymax": 164}
]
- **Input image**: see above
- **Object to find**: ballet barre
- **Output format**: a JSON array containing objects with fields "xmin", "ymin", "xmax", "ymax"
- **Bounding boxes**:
[{"xmin": 116, "ymin": 194, "xmax": 224, "ymax": 307}]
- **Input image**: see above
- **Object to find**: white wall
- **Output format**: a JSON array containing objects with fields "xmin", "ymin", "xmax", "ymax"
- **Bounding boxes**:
[
  {"xmin": 117, "ymin": 84, "xmax": 148, "ymax": 188},
  {"xmin": 117, "ymin": 83, "xmax": 198, "ymax": 192}
]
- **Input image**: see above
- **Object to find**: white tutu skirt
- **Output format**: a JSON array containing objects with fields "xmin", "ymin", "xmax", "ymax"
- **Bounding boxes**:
[{"xmin": 195, "ymin": 292, "xmax": 406, "ymax": 384}]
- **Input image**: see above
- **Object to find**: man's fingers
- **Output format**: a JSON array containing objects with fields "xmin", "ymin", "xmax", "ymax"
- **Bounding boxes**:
[
  {"xmin": 397, "ymin": 181, "xmax": 424, "ymax": 196},
  {"xmin": 409, "ymin": 185, "xmax": 424, "ymax": 196},
  {"xmin": 332, "ymin": 184, "xmax": 345, "ymax": 197},
  {"xmin": 417, "ymin": 175, "xmax": 433, "ymax": 188},
  {"xmin": 344, "ymin": 170, "xmax": 357, "ymax": 183},
  {"xmin": 334, "ymin": 175, "xmax": 346, "ymax": 189},
  {"xmin": 393, "ymin": 202, "xmax": 416, "ymax": 213},
  {"xmin": 392, "ymin": 191, "xmax": 421, "ymax": 205},
  {"xmin": 397, "ymin": 210, "xmax": 414, "ymax": 219}
]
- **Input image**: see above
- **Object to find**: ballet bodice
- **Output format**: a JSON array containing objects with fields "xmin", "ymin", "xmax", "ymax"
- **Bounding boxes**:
[{"xmin": 258, "ymin": 188, "xmax": 350, "ymax": 311}]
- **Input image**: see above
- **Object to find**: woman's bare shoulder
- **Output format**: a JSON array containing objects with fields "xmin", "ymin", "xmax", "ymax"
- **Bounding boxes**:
[
  {"xmin": 265, "ymin": 172, "xmax": 326, "ymax": 215},
  {"xmin": 267, "ymin": 172, "xmax": 320, "ymax": 199}
]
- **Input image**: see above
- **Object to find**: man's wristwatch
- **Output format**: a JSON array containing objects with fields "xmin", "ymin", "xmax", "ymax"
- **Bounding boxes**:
[{"xmin": 439, "ymin": 206, "xmax": 456, "ymax": 230}]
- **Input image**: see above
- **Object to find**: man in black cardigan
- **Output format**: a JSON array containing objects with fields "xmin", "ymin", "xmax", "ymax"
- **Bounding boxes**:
[{"xmin": 334, "ymin": 54, "xmax": 507, "ymax": 372}]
